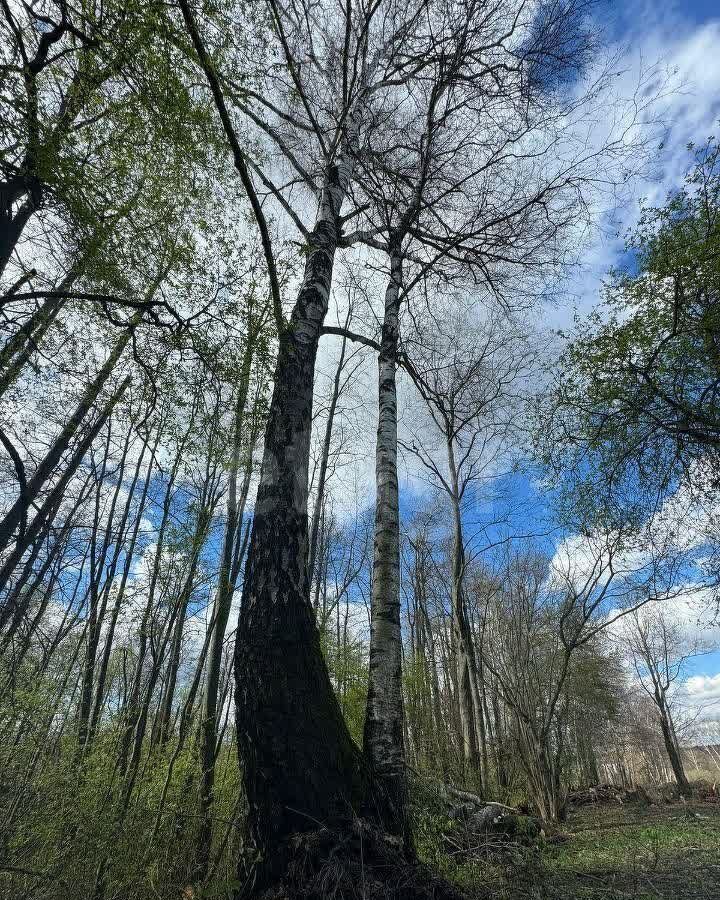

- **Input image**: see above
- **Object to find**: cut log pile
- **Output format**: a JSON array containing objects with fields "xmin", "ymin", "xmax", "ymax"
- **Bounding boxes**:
[
  {"xmin": 566, "ymin": 780, "xmax": 718, "ymax": 807},
  {"xmin": 567, "ymin": 784, "xmax": 644, "ymax": 807},
  {"xmin": 426, "ymin": 782, "xmax": 543, "ymax": 861}
]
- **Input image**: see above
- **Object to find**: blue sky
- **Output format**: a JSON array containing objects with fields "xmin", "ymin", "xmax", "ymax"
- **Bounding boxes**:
[
  {"xmin": 104, "ymin": 0, "xmax": 720, "ymax": 733},
  {"xmin": 541, "ymin": 0, "xmax": 720, "ymax": 702},
  {"xmin": 390, "ymin": 0, "xmax": 720, "ymax": 715},
  {"xmin": 579, "ymin": 0, "xmax": 720, "ymax": 683}
]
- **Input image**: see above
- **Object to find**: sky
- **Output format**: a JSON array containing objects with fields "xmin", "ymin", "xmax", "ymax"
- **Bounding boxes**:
[
  {"xmin": 381, "ymin": 0, "xmax": 720, "ymax": 727},
  {"xmin": 72, "ymin": 0, "xmax": 720, "ymax": 738},
  {"xmin": 547, "ymin": 0, "xmax": 720, "ymax": 325},
  {"xmin": 257, "ymin": 0, "xmax": 720, "ymax": 729},
  {"xmin": 536, "ymin": 0, "xmax": 720, "ymax": 725}
]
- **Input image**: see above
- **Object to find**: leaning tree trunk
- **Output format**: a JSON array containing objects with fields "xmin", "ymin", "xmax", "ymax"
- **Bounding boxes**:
[
  {"xmin": 363, "ymin": 248, "xmax": 409, "ymax": 843},
  {"xmin": 0, "ymin": 292, "xmax": 66, "ymax": 400},
  {"xmin": 657, "ymin": 695, "xmax": 690, "ymax": 792},
  {"xmin": 0, "ymin": 376, "xmax": 131, "ymax": 595},
  {"xmin": 0, "ymin": 317, "xmax": 138, "ymax": 554},
  {"xmin": 89, "ymin": 436, "xmax": 155, "ymax": 740},
  {"xmin": 234, "ymin": 161, "xmax": 365, "ymax": 873},
  {"xmin": 447, "ymin": 445, "xmax": 482, "ymax": 790},
  {"xmin": 308, "ymin": 327, "xmax": 350, "ymax": 583},
  {"xmin": 0, "ymin": 194, "xmax": 37, "ymax": 281}
]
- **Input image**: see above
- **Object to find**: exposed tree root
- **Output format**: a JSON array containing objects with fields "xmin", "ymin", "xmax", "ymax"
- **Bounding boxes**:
[{"xmin": 247, "ymin": 819, "xmax": 466, "ymax": 900}]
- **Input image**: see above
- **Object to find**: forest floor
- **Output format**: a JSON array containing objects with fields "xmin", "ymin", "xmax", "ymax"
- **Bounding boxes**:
[{"xmin": 438, "ymin": 799, "xmax": 720, "ymax": 900}]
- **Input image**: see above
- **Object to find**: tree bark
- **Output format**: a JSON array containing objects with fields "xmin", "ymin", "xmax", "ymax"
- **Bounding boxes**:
[
  {"xmin": 196, "ymin": 343, "xmax": 256, "ymax": 879},
  {"xmin": 447, "ymin": 441, "xmax": 482, "ymax": 791},
  {"xmin": 308, "ymin": 330, "xmax": 349, "ymax": 582},
  {"xmin": 657, "ymin": 694, "xmax": 690, "ymax": 792},
  {"xmin": 0, "ymin": 319, "xmax": 137, "ymax": 554},
  {"xmin": 89, "ymin": 436, "xmax": 155, "ymax": 739},
  {"xmin": 77, "ymin": 424, "xmax": 127, "ymax": 754},
  {"xmin": 0, "ymin": 376, "xmax": 131, "ymax": 595},
  {"xmin": 363, "ymin": 249, "xmax": 409, "ymax": 842},
  {"xmin": 234, "ymin": 158, "xmax": 366, "ymax": 868}
]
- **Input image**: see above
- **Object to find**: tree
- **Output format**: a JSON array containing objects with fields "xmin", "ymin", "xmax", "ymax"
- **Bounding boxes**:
[
  {"xmin": 401, "ymin": 308, "xmax": 532, "ymax": 791},
  {"xmin": 196, "ymin": 292, "xmax": 272, "ymax": 880},
  {"xmin": 616, "ymin": 604, "xmax": 713, "ymax": 792},
  {"xmin": 340, "ymin": 0, "xmax": 654, "ymax": 840},
  {"xmin": 542, "ymin": 139, "xmax": 720, "ymax": 537},
  {"xmin": 479, "ymin": 524, "xmax": 684, "ymax": 822},
  {"xmin": 180, "ymin": 0, "xmax": 544, "ymax": 868},
  {"xmin": 0, "ymin": 0, "xmax": 209, "ymax": 287}
]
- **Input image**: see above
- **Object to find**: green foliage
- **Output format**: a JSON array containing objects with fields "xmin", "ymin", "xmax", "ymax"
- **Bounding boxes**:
[
  {"xmin": 0, "ymin": 663, "xmax": 243, "ymax": 899},
  {"xmin": 540, "ymin": 137, "xmax": 720, "ymax": 529},
  {"xmin": 320, "ymin": 622, "xmax": 369, "ymax": 746},
  {"xmin": 412, "ymin": 786, "xmax": 720, "ymax": 900}
]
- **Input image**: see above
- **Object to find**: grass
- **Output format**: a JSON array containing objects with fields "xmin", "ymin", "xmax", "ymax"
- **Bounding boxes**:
[
  {"xmin": 545, "ymin": 801, "xmax": 720, "ymax": 900},
  {"xmin": 421, "ymin": 799, "xmax": 720, "ymax": 900}
]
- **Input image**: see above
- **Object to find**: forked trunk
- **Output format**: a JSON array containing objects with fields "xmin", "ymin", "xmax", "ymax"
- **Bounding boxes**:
[{"xmin": 657, "ymin": 697, "xmax": 690, "ymax": 792}]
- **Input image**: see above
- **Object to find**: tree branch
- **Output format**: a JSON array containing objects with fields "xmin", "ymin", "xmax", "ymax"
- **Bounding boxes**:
[{"xmin": 178, "ymin": 0, "xmax": 285, "ymax": 334}]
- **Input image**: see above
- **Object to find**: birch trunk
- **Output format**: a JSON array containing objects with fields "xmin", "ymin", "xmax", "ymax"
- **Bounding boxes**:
[{"xmin": 363, "ymin": 249, "xmax": 408, "ymax": 841}]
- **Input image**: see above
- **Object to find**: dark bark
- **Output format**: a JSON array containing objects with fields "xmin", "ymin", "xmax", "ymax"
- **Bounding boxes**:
[
  {"xmin": 0, "ymin": 321, "xmax": 137, "ymax": 554},
  {"xmin": 656, "ymin": 695, "xmax": 690, "ymax": 792},
  {"xmin": 154, "ymin": 490, "xmax": 216, "ymax": 747},
  {"xmin": 0, "ymin": 292, "xmax": 66, "ymax": 400},
  {"xmin": 89, "ymin": 436, "xmax": 155, "ymax": 739},
  {"xmin": 234, "ymin": 201, "xmax": 365, "ymax": 870},
  {"xmin": 0, "ymin": 195, "xmax": 37, "ymax": 281},
  {"xmin": 0, "ymin": 376, "xmax": 131, "ymax": 595},
  {"xmin": 308, "ymin": 330, "xmax": 349, "ymax": 582},
  {"xmin": 196, "ymin": 347, "xmax": 257, "ymax": 879},
  {"xmin": 447, "ymin": 448, "xmax": 482, "ymax": 792},
  {"xmin": 77, "ymin": 425, "xmax": 123, "ymax": 754},
  {"xmin": 117, "ymin": 444, "xmax": 184, "ymax": 774}
]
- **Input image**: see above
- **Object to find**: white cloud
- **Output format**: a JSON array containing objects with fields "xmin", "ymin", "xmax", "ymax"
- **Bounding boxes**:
[
  {"xmin": 550, "ymin": 11, "xmax": 720, "ymax": 327},
  {"xmin": 679, "ymin": 672, "xmax": 720, "ymax": 716}
]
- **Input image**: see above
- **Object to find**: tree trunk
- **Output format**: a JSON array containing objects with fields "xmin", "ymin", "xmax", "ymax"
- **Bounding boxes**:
[
  {"xmin": 657, "ymin": 696, "xmax": 690, "ymax": 792},
  {"xmin": 117, "ymin": 445, "xmax": 183, "ymax": 774},
  {"xmin": 234, "ymin": 161, "xmax": 365, "ymax": 869},
  {"xmin": 447, "ymin": 444, "xmax": 482, "ymax": 790},
  {"xmin": 89, "ymin": 436, "xmax": 155, "ymax": 739},
  {"xmin": 0, "ymin": 320, "xmax": 137, "ymax": 554},
  {"xmin": 197, "ymin": 346, "xmax": 256, "ymax": 879},
  {"xmin": 0, "ymin": 376, "xmax": 131, "ymax": 594},
  {"xmin": 308, "ymin": 330, "xmax": 349, "ymax": 582},
  {"xmin": 77, "ymin": 425, "xmax": 126, "ymax": 754},
  {"xmin": 0, "ymin": 194, "xmax": 37, "ymax": 281},
  {"xmin": 363, "ymin": 249, "xmax": 408, "ymax": 842},
  {"xmin": 0, "ymin": 293, "xmax": 66, "ymax": 400}
]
